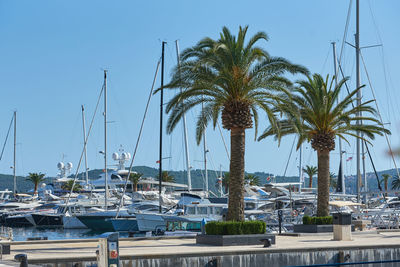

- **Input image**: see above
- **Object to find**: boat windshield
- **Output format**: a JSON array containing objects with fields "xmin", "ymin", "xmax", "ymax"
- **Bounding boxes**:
[{"xmin": 166, "ymin": 221, "xmax": 201, "ymax": 231}]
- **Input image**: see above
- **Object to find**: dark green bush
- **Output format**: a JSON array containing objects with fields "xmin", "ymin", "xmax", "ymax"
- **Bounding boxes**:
[
  {"xmin": 205, "ymin": 221, "xmax": 226, "ymax": 235},
  {"xmin": 302, "ymin": 216, "xmax": 333, "ymax": 225},
  {"xmin": 226, "ymin": 221, "xmax": 242, "ymax": 235},
  {"xmin": 302, "ymin": 215, "xmax": 312, "ymax": 225},
  {"xmin": 205, "ymin": 221, "xmax": 266, "ymax": 235}
]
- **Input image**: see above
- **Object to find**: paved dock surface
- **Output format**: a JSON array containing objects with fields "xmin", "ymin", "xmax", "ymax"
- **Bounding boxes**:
[{"xmin": 2, "ymin": 231, "xmax": 400, "ymax": 263}]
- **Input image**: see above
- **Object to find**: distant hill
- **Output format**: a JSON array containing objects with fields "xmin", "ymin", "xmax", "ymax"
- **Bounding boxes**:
[
  {"xmin": 1, "ymin": 166, "xmax": 399, "ymax": 194},
  {"xmin": 0, "ymin": 174, "xmax": 52, "ymax": 193}
]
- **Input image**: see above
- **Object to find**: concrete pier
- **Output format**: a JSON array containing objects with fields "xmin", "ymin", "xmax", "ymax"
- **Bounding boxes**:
[{"xmin": 2, "ymin": 231, "xmax": 400, "ymax": 266}]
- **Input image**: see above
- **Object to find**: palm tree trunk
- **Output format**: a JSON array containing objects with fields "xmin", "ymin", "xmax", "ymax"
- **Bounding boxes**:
[
  {"xmin": 385, "ymin": 181, "xmax": 388, "ymax": 197},
  {"xmin": 34, "ymin": 183, "xmax": 38, "ymax": 195},
  {"xmin": 227, "ymin": 128, "xmax": 245, "ymax": 221},
  {"xmin": 309, "ymin": 176, "xmax": 313, "ymax": 188},
  {"xmin": 317, "ymin": 150, "xmax": 330, "ymax": 217}
]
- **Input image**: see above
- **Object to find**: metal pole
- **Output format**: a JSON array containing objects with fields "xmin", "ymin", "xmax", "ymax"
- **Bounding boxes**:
[
  {"xmin": 219, "ymin": 165, "xmax": 223, "ymax": 197},
  {"xmin": 13, "ymin": 111, "xmax": 16, "ymax": 196},
  {"xmin": 332, "ymin": 42, "xmax": 345, "ymax": 194},
  {"xmin": 355, "ymin": 0, "xmax": 362, "ymax": 203},
  {"xmin": 104, "ymin": 70, "xmax": 108, "ymax": 210},
  {"xmin": 175, "ymin": 40, "xmax": 192, "ymax": 192},
  {"xmin": 203, "ymin": 120, "xmax": 208, "ymax": 196},
  {"xmin": 159, "ymin": 42, "xmax": 166, "ymax": 213},
  {"xmin": 82, "ymin": 105, "xmax": 89, "ymax": 186}
]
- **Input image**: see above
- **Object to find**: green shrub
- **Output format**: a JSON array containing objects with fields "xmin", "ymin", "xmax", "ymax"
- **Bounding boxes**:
[
  {"xmin": 205, "ymin": 221, "xmax": 266, "ymax": 235},
  {"xmin": 205, "ymin": 221, "xmax": 226, "ymax": 235},
  {"xmin": 302, "ymin": 215, "xmax": 311, "ymax": 225},
  {"xmin": 303, "ymin": 216, "xmax": 333, "ymax": 225},
  {"xmin": 226, "ymin": 221, "xmax": 242, "ymax": 235}
]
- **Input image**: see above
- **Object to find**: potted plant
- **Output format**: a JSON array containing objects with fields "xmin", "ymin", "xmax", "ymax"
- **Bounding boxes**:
[
  {"xmin": 196, "ymin": 221, "xmax": 275, "ymax": 246},
  {"xmin": 293, "ymin": 215, "xmax": 333, "ymax": 233}
]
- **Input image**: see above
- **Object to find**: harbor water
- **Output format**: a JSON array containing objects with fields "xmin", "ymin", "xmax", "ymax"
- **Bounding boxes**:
[{"xmin": 4, "ymin": 227, "xmax": 136, "ymax": 241}]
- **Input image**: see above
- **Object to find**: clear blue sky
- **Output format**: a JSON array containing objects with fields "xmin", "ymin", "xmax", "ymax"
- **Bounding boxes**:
[{"xmin": 0, "ymin": 0, "xmax": 399, "ymax": 178}]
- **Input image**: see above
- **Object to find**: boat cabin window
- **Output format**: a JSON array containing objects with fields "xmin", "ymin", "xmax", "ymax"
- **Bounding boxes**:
[
  {"xmin": 198, "ymin": 207, "xmax": 208, "ymax": 215},
  {"xmin": 0, "ymin": 205, "xmax": 19, "ymax": 210},
  {"xmin": 213, "ymin": 207, "xmax": 223, "ymax": 215},
  {"xmin": 111, "ymin": 174, "xmax": 120, "ymax": 180},
  {"xmin": 245, "ymin": 202, "xmax": 256, "ymax": 210},
  {"xmin": 137, "ymin": 204, "xmax": 158, "ymax": 210},
  {"xmin": 36, "ymin": 203, "xmax": 57, "ymax": 210},
  {"xmin": 186, "ymin": 206, "xmax": 195, "ymax": 215}
]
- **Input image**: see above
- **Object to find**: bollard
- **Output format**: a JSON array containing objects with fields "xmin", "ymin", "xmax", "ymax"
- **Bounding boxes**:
[
  {"xmin": 97, "ymin": 232, "xmax": 119, "ymax": 267},
  {"xmin": 14, "ymin": 253, "xmax": 28, "ymax": 267},
  {"xmin": 333, "ymin": 212, "xmax": 352, "ymax": 241},
  {"xmin": 278, "ymin": 209, "xmax": 283, "ymax": 234}
]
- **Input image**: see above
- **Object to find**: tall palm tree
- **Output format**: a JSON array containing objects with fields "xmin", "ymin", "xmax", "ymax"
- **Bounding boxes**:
[
  {"xmin": 380, "ymin": 174, "xmax": 391, "ymax": 196},
  {"xmin": 259, "ymin": 74, "xmax": 390, "ymax": 216},
  {"xmin": 303, "ymin": 165, "xmax": 318, "ymax": 188},
  {"xmin": 245, "ymin": 173, "xmax": 260, "ymax": 186},
  {"xmin": 160, "ymin": 26, "xmax": 308, "ymax": 221},
  {"xmin": 26, "ymin": 172, "xmax": 46, "ymax": 195},
  {"xmin": 391, "ymin": 175, "xmax": 400, "ymax": 190},
  {"xmin": 129, "ymin": 172, "xmax": 143, "ymax": 192},
  {"xmin": 61, "ymin": 180, "xmax": 83, "ymax": 192},
  {"xmin": 157, "ymin": 171, "xmax": 175, "ymax": 183}
]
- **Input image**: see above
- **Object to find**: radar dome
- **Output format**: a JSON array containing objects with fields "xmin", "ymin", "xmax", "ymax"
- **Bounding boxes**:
[
  {"xmin": 66, "ymin": 162, "xmax": 73, "ymax": 169},
  {"xmin": 112, "ymin": 153, "xmax": 119, "ymax": 160},
  {"xmin": 57, "ymin": 162, "xmax": 64, "ymax": 169},
  {"xmin": 126, "ymin": 153, "xmax": 131, "ymax": 160},
  {"xmin": 121, "ymin": 153, "xmax": 127, "ymax": 160}
]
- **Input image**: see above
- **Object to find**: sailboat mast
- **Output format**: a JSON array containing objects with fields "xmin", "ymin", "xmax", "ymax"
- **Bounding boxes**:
[
  {"xmin": 355, "ymin": 0, "xmax": 362, "ymax": 203},
  {"xmin": 332, "ymin": 42, "xmax": 345, "ymax": 194},
  {"xmin": 104, "ymin": 70, "xmax": 108, "ymax": 210},
  {"xmin": 299, "ymin": 144, "xmax": 302, "ymax": 193},
  {"xmin": 159, "ymin": 41, "xmax": 166, "ymax": 213},
  {"xmin": 81, "ymin": 105, "xmax": 89, "ymax": 185},
  {"xmin": 175, "ymin": 40, "xmax": 192, "ymax": 192},
  {"xmin": 13, "ymin": 111, "xmax": 16, "ymax": 195}
]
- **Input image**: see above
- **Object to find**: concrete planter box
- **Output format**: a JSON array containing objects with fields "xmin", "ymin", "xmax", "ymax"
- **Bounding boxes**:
[
  {"xmin": 294, "ymin": 224, "xmax": 355, "ymax": 233},
  {"xmin": 196, "ymin": 234, "xmax": 275, "ymax": 246},
  {"xmin": 293, "ymin": 224, "xmax": 333, "ymax": 233}
]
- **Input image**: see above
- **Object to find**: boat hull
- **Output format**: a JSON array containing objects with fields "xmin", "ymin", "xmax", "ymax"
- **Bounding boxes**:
[
  {"xmin": 135, "ymin": 213, "xmax": 165, "ymax": 232},
  {"xmin": 4, "ymin": 214, "xmax": 34, "ymax": 227},
  {"xmin": 62, "ymin": 215, "xmax": 88, "ymax": 229},
  {"xmin": 31, "ymin": 214, "xmax": 63, "ymax": 227},
  {"xmin": 76, "ymin": 215, "xmax": 115, "ymax": 232},
  {"xmin": 109, "ymin": 218, "xmax": 138, "ymax": 232}
]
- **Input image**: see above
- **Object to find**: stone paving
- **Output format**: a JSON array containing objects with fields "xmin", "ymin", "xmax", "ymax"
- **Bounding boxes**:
[{"xmin": 2, "ymin": 230, "xmax": 400, "ymax": 262}]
